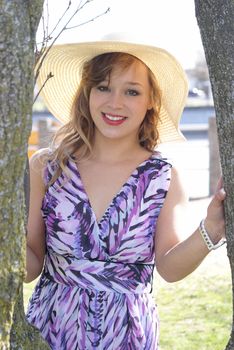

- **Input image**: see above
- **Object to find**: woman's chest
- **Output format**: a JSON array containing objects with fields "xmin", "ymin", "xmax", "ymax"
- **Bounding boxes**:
[{"xmin": 77, "ymin": 162, "xmax": 138, "ymax": 222}]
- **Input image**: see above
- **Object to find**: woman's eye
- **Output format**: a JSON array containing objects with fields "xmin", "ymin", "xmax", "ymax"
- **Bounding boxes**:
[
  {"xmin": 97, "ymin": 85, "xmax": 109, "ymax": 92},
  {"xmin": 127, "ymin": 89, "xmax": 139, "ymax": 96}
]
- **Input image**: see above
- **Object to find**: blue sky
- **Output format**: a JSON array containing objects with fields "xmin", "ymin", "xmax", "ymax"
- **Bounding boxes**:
[{"xmin": 37, "ymin": 0, "xmax": 204, "ymax": 69}]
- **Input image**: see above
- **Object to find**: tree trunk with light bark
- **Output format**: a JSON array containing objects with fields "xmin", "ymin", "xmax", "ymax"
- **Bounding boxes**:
[
  {"xmin": 0, "ymin": 1, "xmax": 50, "ymax": 348},
  {"xmin": 194, "ymin": 1, "xmax": 234, "ymax": 349}
]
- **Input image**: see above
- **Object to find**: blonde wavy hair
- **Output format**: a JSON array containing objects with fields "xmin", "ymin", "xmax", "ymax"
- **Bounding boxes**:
[{"xmin": 46, "ymin": 52, "xmax": 162, "ymax": 186}]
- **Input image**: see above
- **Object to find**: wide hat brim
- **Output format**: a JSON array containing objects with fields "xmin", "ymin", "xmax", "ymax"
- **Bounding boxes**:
[{"xmin": 36, "ymin": 40, "xmax": 188, "ymax": 143}]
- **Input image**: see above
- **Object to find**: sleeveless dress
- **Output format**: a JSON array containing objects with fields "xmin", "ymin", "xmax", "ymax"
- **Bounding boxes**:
[{"xmin": 26, "ymin": 152, "xmax": 172, "ymax": 350}]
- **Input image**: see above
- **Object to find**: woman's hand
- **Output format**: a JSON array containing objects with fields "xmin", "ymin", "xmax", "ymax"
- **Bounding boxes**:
[{"xmin": 204, "ymin": 178, "xmax": 226, "ymax": 244}]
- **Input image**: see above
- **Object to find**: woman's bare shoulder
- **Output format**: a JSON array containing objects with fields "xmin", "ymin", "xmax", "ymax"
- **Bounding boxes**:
[
  {"xmin": 30, "ymin": 147, "xmax": 51, "ymax": 163},
  {"xmin": 29, "ymin": 148, "xmax": 51, "ymax": 175}
]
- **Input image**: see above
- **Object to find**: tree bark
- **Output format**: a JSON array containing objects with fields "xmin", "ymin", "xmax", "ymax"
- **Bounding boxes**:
[
  {"xmin": 194, "ymin": 1, "xmax": 234, "ymax": 349},
  {"xmin": 0, "ymin": 1, "xmax": 49, "ymax": 349}
]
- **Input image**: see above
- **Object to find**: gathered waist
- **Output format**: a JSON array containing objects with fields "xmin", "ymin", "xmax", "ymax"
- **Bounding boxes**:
[{"xmin": 43, "ymin": 251, "xmax": 154, "ymax": 294}]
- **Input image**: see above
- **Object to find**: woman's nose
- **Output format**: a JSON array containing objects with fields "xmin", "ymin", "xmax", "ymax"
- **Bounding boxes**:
[{"xmin": 108, "ymin": 91, "xmax": 124, "ymax": 109}]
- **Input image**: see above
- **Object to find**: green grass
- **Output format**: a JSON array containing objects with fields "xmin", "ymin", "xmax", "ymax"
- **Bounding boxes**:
[
  {"xmin": 24, "ymin": 248, "xmax": 232, "ymax": 349},
  {"xmin": 154, "ymin": 247, "xmax": 232, "ymax": 349},
  {"xmin": 24, "ymin": 280, "xmax": 37, "ymax": 311}
]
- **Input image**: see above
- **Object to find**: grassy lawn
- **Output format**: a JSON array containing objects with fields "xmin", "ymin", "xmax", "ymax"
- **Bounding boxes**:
[
  {"xmin": 154, "ymin": 246, "xmax": 232, "ymax": 349},
  {"xmin": 24, "ymin": 247, "xmax": 231, "ymax": 349},
  {"xmin": 24, "ymin": 280, "xmax": 37, "ymax": 311}
]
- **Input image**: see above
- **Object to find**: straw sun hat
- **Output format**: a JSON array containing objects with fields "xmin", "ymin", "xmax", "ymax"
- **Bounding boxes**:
[{"xmin": 36, "ymin": 34, "xmax": 188, "ymax": 143}]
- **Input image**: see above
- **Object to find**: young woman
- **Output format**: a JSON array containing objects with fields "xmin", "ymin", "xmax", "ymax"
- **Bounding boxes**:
[{"xmin": 25, "ymin": 37, "xmax": 226, "ymax": 350}]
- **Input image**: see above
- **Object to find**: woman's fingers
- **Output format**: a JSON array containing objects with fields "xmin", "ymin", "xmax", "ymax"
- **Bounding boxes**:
[
  {"xmin": 215, "ymin": 188, "xmax": 226, "ymax": 202},
  {"xmin": 216, "ymin": 176, "xmax": 224, "ymax": 192}
]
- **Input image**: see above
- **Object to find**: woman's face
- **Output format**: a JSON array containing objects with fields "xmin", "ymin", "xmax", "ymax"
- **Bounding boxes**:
[{"xmin": 89, "ymin": 60, "xmax": 152, "ymax": 144}]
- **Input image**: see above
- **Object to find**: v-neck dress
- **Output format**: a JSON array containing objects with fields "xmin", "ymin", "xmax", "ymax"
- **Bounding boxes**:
[{"xmin": 26, "ymin": 152, "xmax": 172, "ymax": 350}]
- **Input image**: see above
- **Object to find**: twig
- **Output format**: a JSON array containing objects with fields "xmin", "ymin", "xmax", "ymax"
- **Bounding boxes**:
[
  {"xmin": 45, "ymin": 0, "xmax": 49, "ymax": 45},
  {"xmin": 34, "ymin": 0, "xmax": 109, "ymax": 102},
  {"xmin": 36, "ymin": 1, "xmax": 72, "ymax": 48},
  {"xmin": 35, "ymin": 2, "xmax": 109, "ymax": 83},
  {"xmin": 33, "ymin": 72, "xmax": 54, "ymax": 103},
  {"xmin": 48, "ymin": 0, "xmax": 72, "ymax": 40},
  {"xmin": 35, "ymin": 0, "xmax": 50, "ymax": 66},
  {"xmin": 66, "ymin": 7, "xmax": 110, "ymax": 30},
  {"xmin": 35, "ymin": 1, "xmax": 84, "ymax": 81}
]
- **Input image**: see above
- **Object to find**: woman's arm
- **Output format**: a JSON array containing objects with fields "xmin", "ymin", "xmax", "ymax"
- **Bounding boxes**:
[
  {"xmin": 155, "ymin": 167, "xmax": 225, "ymax": 282},
  {"xmin": 24, "ymin": 150, "xmax": 47, "ymax": 283}
]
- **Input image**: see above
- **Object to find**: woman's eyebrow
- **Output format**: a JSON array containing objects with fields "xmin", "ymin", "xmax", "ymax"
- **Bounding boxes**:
[{"xmin": 125, "ymin": 81, "xmax": 143, "ymax": 86}]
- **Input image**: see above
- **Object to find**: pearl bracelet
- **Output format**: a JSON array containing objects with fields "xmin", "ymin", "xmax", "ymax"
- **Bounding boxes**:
[{"xmin": 199, "ymin": 219, "xmax": 226, "ymax": 251}]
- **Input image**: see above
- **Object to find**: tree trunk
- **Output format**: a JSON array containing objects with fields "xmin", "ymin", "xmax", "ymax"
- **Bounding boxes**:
[
  {"xmin": 194, "ymin": 1, "xmax": 234, "ymax": 349},
  {"xmin": 0, "ymin": 1, "xmax": 49, "ymax": 349}
]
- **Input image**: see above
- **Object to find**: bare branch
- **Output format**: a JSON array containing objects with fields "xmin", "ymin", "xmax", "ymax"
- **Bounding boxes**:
[
  {"xmin": 35, "ymin": 1, "xmax": 89, "ymax": 81},
  {"xmin": 35, "ymin": 1, "xmax": 50, "ymax": 67},
  {"xmin": 42, "ymin": 13, "xmax": 45, "ymax": 42},
  {"xmin": 35, "ymin": 1, "xmax": 109, "ymax": 85},
  {"xmin": 34, "ymin": 72, "xmax": 54, "ymax": 103},
  {"xmin": 45, "ymin": 0, "xmax": 49, "ymax": 44},
  {"xmin": 53, "ymin": 0, "xmax": 94, "ymax": 36},
  {"xmin": 34, "ymin": 0, "xmax": 110, "ymax": 104},
  {"xmin": 48, "ymin": 0, "xmax": 72, "ymax": 40},
  {"xmin": 66, "ymin": 7, "xmax": 110, "ymax": 30}
]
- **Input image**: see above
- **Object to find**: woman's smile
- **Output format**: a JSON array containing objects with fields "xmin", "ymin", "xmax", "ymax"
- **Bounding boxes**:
[{"xmin": 102, "ymin": 112, "xmax": 127, "ymax": 126}]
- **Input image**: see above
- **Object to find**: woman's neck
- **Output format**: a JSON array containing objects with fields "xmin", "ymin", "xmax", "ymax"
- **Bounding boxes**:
[{"xmin": 91, "ymin": 132, "xmax": 146, "ymax": 164}]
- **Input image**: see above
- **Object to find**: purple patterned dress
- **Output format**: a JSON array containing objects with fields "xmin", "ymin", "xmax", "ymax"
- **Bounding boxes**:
[{"xmin": 26, "ymin": 152, "xmax": 171, "ymax": 350}]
